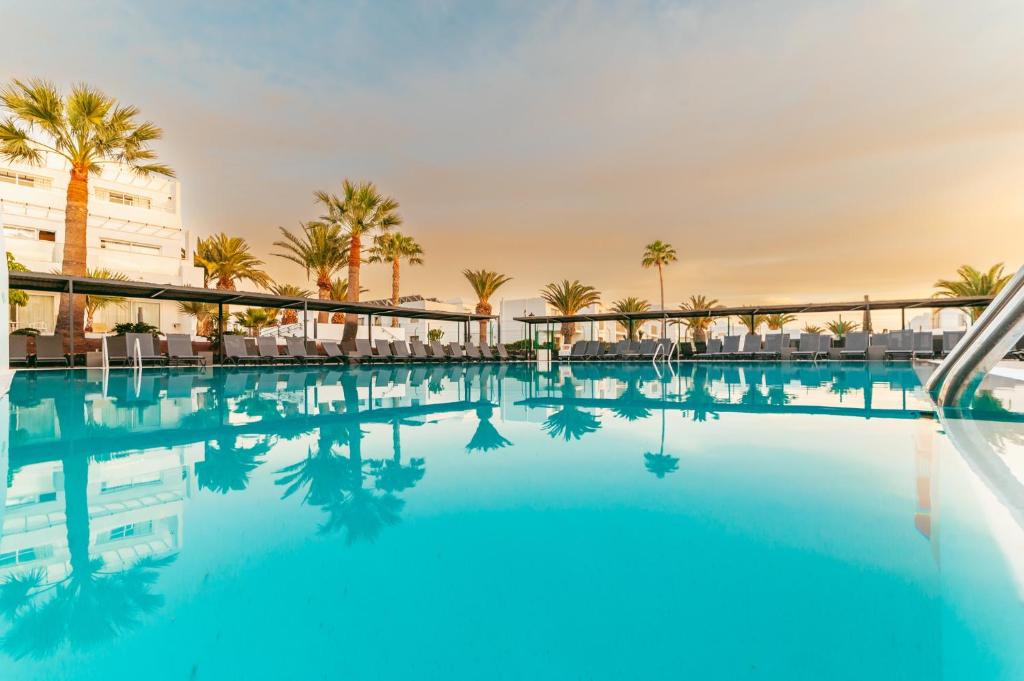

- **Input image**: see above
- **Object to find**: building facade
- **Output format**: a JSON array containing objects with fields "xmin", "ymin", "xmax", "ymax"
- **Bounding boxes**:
[{"xmin": 1, "ymin": 156, "xmax": 204, "ymax": 335}]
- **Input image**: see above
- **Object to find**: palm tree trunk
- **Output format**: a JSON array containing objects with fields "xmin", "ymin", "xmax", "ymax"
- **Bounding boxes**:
[
  {"xmin": 343, "ymin": 234, "xmax": 361, "ymax": 342},
  {"xmin": 391, "ymin": 259, "xmax": 400, "ymax": 327},
  {"xmin": 477, "ymin": 301, "xmax": 490, "ymax": 346},
  {"xmin": 55, "ymin": 168, "xmax": 89, "ymax": 348},
  {"xmin": 658, "ymin": 263, "xmax": 665, "ymax": 337},
  {"xmin": 317, "ymin": 277, "xmax": 330, "ymax": 324}
]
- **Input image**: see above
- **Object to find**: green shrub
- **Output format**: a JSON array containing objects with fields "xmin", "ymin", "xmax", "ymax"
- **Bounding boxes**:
[
  {"xmin": 11, "ymin": 327, "xmax": 39, "ymax": 336},
  {"xmin": 114, "ymin": 322, "xmax": 158, "ymax": 335}
]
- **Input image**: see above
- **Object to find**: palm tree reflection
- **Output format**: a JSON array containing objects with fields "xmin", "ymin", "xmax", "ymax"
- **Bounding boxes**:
[
  {"xmin": 196, "ymin": 434, "xmax": 276, "ymax": 494},
  {"xmin": 543, "ymin": 381, "xmax": 601, "ymax": 441}
]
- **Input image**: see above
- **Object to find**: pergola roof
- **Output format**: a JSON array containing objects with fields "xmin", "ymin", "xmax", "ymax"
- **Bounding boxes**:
[
  {"xmin": 10, "ymin": 271, "xmax": 494, "ymax": 322},
  {"xmin": 514, "ymin": 295, "xmax": 993, "ymax": 324}
]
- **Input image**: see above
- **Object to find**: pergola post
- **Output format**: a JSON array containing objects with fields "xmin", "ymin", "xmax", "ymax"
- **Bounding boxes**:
[
  {"xmin": 302, "ymin": 300, "xmax": 308, "ymax": 343},
  {"xmin": 218, "ymin": 302, "xmax": 224, "ymax": 365},
  {"xmin": 67, "ymin": 278, "xmax": 75, "ymax": 368},
  {"xmin": 901, "ymin": 308, "xmax": 905, "ymax": 330},
  {"xmin": 368, "ymin": 315, "xmax": 373, "ymax": 343},
  {"xmin": 497, "ymin": 317, "xmax": 502, "ymax": 344}
]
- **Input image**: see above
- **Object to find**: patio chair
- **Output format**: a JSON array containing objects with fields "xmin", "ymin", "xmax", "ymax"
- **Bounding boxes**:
[
  {"xmin": 495, "ymin": 344, "xmax": 512, "ymax": 361},
  {"xmin": 166, "ymin": 334, "xmax": 206, "ymax": 367},
  {"xmin": 125, "ymin": 333, "xmax": 167, "ymax": 366},
  {"xmin": 567, "ymin": 340, "xmax": 588, "ymax": 361},
  {"xmin": 941, "ymin": 331, "xmax": 965, "ymax": 358},
  {"xmin": 792, "ymin": 333, "xmax": 822, "ymax": 361},
  {"xmin": 257, "ymin": 336, "xmax": 292, "ymax": 363},
  {"xmin": 734, "ymin": 334, "xmax": 762, "ymax": 359},
  {"xmin": 912, "ymin": 332, "xmax": 935, "ymax": 359},
  {"xmin": 33, "ymin": 334, "xmax": 69, "ymax": 367},
  {"xmin": 582, "ymin": 341, "xmax": 601, "ymax": 360},
  {"xmin": 636, "ymin": 338, "xmax": 659, "ymax": 360},
  {"xmin": 286, "ymin": 337, "xmax": 325, "ymax": 363},
  {"xmin": 9, "ymin": 335, "xmax": 30, "ymax": 367},
  {"xmin": 479, "ymin": 344, "xmax": 497, "ymax": 360},
  {"xmin": 104, "ymin": 334, "xmax": 129, "ymax": 366},
  {"xmin": 839, "ymin": 332, "xmax": 869, "ymax": 360},
  {"xmin": 349, "ymin": 339, "xmax": 378, "ymax": 363},
  {"xmin": 754, "ymin": 333, "xmax": 786, "ymax": 360},
  {"xmin": 884, "ymin": 330, "xmax": 915, "ymax": 361}
]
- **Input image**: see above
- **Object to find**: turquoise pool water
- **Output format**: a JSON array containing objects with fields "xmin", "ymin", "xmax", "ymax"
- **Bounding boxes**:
[{"xmin": 2, "ymin": 362, "xmax": 1023, "ymax": 680}]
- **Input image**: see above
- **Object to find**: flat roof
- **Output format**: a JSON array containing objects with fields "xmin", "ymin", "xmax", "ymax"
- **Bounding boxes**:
[
  {"xmin": 513, "ymin": 295, "xmax": 994, "ymax": 324},
  {"xmin": 10, "ymin": 270, "xmax": 495, "ymax": 322}
]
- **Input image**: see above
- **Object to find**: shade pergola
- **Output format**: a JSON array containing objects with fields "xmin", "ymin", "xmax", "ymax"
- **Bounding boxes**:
[
  {"xmin": 11, "ymin": 271, "xmax": 496, "ymax": 364},
  {"xmin": 514, "ymin": 295, "xmax": 993, "ymax": 353}
]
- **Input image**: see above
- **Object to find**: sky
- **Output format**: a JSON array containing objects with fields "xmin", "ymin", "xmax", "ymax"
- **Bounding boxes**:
[{"xmin": 4, "ymin": 0, "xmax": 1024, "ymax": 309}]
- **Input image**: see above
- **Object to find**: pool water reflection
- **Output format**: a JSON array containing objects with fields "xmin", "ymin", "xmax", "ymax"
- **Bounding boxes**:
[{"xmin": 1, "ymin": 362, "xmax": 1023, "ymax": 680}]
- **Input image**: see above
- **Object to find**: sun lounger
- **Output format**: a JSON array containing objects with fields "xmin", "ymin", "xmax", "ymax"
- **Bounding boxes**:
[
  {"xmin": 430, "ymin": 341, "xmax": 451, "ymax": 361},
  {"xmin": 33, "ymin": 334, "xmax": 69, "ymax": 367},
  {"xmin": 695, "ymin": 338, "xmax": 723, "ymax": 359},
  {"xmin": 884, "ymin": 330, "xmax": 914, "ymax": 361},
  {"xmin": 322, "ymin": 341, "xmax": 346, "ymax": 363},
  {"xmin": 465, "ymin": 342, "xmax": 484, "ymax": 361},
  {"xmin": 349, "ymin": 339, "xmax": 379, "ymax": 363},
  {"xmin": 125, "ymin": 332, "xmax": 167, "ymax": 366},
  {"xmin": 754, "ymin": 333, "xmax": 787, "ymax": 360},
  {"xmin": 9, "ymin": 335, "xmax": 29, "ymax": 367},
  {"xmin": 166, "ymin": 333, "xmax": 206, "ymax": 367},
  {"xmin": 479, "ymin": 344, "xmax": 496, "ymax": 360},
  {"xmin": 634, "ymin": 338, "xmax": 657, "ymax": 360},
  {"xmin": 912, "ymin": 332, "xmax": 935, "ymax": 359},
  {"xmin": 392, "ymin": 340, "xmax": 415, "ymax": 361},
  {"xmin": 839, "ymin": 332, "xmax": 869, "ymax": 360},
  {"xmin": 257, "ymin": 336, "xmax": 293, "ymax": 363},
  {"xmin": 447, "ymin": 342, "xmax": 468, "ymax": 361},
  {"xmin": 734, "ymin": 334, "xmax": 762, "ymax": 359},
  {"xmin": 582, "ymin": 340, "xmax": 601, "ymax": 360},
  {"xmin": 286, "ymin": 337, "xmax": 325, "ymax": 363},
  {"xmin": 792, "ymin": 333, "xmax": 822, "ymax": 361},
  {"xmin": 496, "ymin": 344, "xmax": 512, "ymax": 361},
  {"xmin": 411, "ymin": 339, "xmax": 442, "ymax": 362},
  {"xmin": 941, "ymin": 331, "xmax": 965, "ymax": 358},
  {"xmin": 223, "ymin": 335, "xmax": 264, "ymax": 365},
  {"xmin": 373, "ymin": 339, "xmax": 398, "ymax": 362},
  {"xmin": 567, "ymin": 340, "xmax": 588, "ymax": 361},
  {"xmin": 720, "ymin": 335, "xmax": 742, "ymax": 359}
]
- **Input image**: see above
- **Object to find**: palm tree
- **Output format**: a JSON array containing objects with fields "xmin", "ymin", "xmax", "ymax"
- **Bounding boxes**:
[
  {"xmin": 7, "ymin": 252, "xmax": 29, "ymax": 310},
  {"xmin": 737, "ymin": 313, "xmax": 770, "ymax": 333},
  {"xmin": 194, "ymin": 233, "xmax": 270, "ymax": 291},
  {"xmin": 0, "ymin": 79, "xmax": 173, "ymax": 344},
  {"xmin": 610, "ymin": 297, "xmax": 651, "ymax": 341},
  {"xmin": 540, "ymin": 280, "xmax": 601, "ymax": 344},
  {"xmin": 764, "ymin": 313, "xmax": 798, "ymax": 331},
  {"xmin": 679, "ymin": 294, "xmax": 720, "ymax": 343},
  {"xmin": 234, "ymin": 308, "xmax": 274, "ymax": 336},
  {"xmin": 803, "ymin": 324, "xmax": 824, "ymax": 334},
  {"xmin": 463, "ymin": 269, "xmax": 512, "ymax": 344},
  {"xmin": 641, "ymin": 240, "xmax": 678, "ymax": 336},
  {"xmin": 272, "ymin": 221, "xmax": 348, "ymax": 323},
  {"xmin": 83, "ymin": 268, "xmax": 129, "ymax": 332},
  {"xmin": 268, "ymin": 283, "xmax": 312, "ymax": 325},
  {"xmin": 328, "ymin": 278, "xmax": 363, "ymax": 323},
  {"xmin": 176, "ymin": 301, "xmax": 215, "ymax": 337},
  {"xmin": 934, "ymin": 263, "xmax": 1013, "ymax": 322},
  {"xmin": 368, "ymin": 232, "xmax": 424, "ymax": 327},
  {"xmin": 314, "ymin": 180, "xmax": 402, "ymax": 341},
  {"xmin": 826, "ymin": 316, "xmax": 859, "ymax": 339}
]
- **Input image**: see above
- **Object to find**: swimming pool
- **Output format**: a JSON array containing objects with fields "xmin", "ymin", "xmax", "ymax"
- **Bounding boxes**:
[{"xmin": 2, "ymin": 362, "xmax": 1023, "ymax": 680}]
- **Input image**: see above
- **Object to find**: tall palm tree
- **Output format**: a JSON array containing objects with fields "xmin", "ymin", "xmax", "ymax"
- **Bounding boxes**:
[
  {"xmin": 268, "ymin": 283, "xmax": 312, "ymax": 325},
  {"xmin": 764, "ymin": 313, "xmax": 798, "ymax": 331},
  {"xmin": 610, "ymin": 297, "xmax": 650, "ymax": 341},
  {"xmin": 642, "ymin": 240, "xmax": 678, "ymax": 336},
  {"xmin": 462, "ymin": 269, "xmax": 512, "ymax": 344},
  {"xmin": 0, "ymin": 79, "xmax": 173, "ymax": 344},
  {"xmin": 934, "ymin": 263, "xmax": 1013, "ymax": 322},
  {"xmin": 82, "ymin": 268, "xmax": 129, "ymax": 332},
  {"xmin": 679, "ymin": 294, "xmax": 720, "ymax": 343},
  {"xmin": 176, "ymin": 301, "xmax": 215, "ymax": 337},
  {"xmin": 314, "ymin": 180, "xmax": 402, "ymax": 341},
  {"xmin": 540, "ymin": 280, "xmax": 601, "ymax": 344},
  {"xmin": 368, "ymin": 232, "xmax": 424, "ymax": 327},
  {"xmin": 272, "ymin": 221, "xmax": 348, "ymax": 323},
  {"xmin": 194, "ymin": 233, "xmax": 270, "ymax": 291}
]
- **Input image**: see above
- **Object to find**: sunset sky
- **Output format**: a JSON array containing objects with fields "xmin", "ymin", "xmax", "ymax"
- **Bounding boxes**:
[{"xmin": 5, "ymin": 1, "xmax": 1024, "ymax": 308}]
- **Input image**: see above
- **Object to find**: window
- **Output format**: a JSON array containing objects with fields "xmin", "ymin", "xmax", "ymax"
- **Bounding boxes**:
[
  {"xmin": 93, "ymin": 300, "xmax": 161, "ymax": 332},
  {"xmin": 3, "ymin": 225, "xmax": 56, "ymax": 242},
  {"xmin": 102, "ymin": 190, "xmax": 151, "ymax": 209},
  {"xmin": 14, "ymin": 295, "xmax": 56, "ymax": 333},
  {"xmin": 0, "ymin": 548, "xmax": 39, "ymax": 567},
  {"xmin": 100, "ymin": 238, "xmax": 161, "ymax": 256},
  {"xmin": 108, "ymin": 521, "xmax": 153, "ymax": 541},
  {"xmin": 0, "ymin": 169, "xmax": 51, "ymax": 188}
]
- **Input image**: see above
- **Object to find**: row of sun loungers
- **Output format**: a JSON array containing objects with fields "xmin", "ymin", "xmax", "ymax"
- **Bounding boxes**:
[{"xmin": 223, "ymin": 336, "xmax": 516, "ymax": 365}]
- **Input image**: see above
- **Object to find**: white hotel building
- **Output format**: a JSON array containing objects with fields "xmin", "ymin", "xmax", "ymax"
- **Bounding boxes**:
[{"xmin": 1, "ymin": 155, "xmax": 204, "ymax": 335}]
